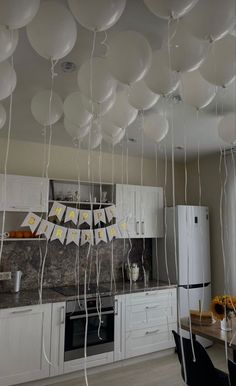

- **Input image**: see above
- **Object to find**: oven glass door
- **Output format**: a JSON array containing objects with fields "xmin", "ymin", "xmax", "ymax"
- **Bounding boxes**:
[{"xmin": 65, "ymin": 308, "xmax": 114, "ymax": 361}]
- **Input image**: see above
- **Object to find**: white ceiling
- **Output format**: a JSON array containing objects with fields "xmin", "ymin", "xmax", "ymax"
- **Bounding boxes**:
[{"xmin": 0, "ymin": 0, "xmax": 235, "ymax": 161}]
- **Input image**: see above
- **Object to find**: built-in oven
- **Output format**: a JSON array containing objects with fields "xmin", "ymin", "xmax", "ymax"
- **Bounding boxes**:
[{"xmin": 64, "ymin": 296, "xmax": 115, "ymax": 361}]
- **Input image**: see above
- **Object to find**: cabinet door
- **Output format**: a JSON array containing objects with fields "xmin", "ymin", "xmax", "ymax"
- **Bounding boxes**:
[
  {"xmin": 0, "ymin": 304, "xmax": 51, "ymax": 386},
  {"xmin": 140, "ymin": 186, "xmax": 164, "ymax": 238},
  {"xmin": 116, "ymin": 184, "xmax": 140, "ymax": 238},
  {"xmin": 0, "ymin": 174, "xmax": 49, "ymax": 212},
  {"xmin": 50, "ymin": 302, "xmax": 65, "ymax": 377}
]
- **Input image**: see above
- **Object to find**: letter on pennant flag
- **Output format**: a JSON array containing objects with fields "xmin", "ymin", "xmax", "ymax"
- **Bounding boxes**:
[
  {"xmin": 36, "ymin": 219, "xmax": 55, "ymax": 240},
  {"xmin": 64, "ymin": 207, "xmax": 79, "ymax": 225},
  {"xmin": 81, "ymin": 229, "xmax": 94, "ymax": 245},
  {"xmin": 66, "ymin": 229, "xmax": 80, "ymax": 246},
  {"xmin": 93, "ymin": 208, "xmax": 106, "ymax": 225},
  {"xmin": 50, "ymin": 225, "xmax": 67, "ymax": 244},
  {"xmin": 21, "ymin": 212, "xmax": 41, "ymax": 233},
  {"xmin": 94, "ymin": 228, "xmax": 108, "ymax": 245},
  {"xmin": 48, "ymin": 201, "xmax": 66, "ymax": 222},
  {"xmin": 106, "ymin": 224, "xmax": 120, "ymax": 241},
  {"xmin": 79, "ymin": 210, "xmax": 92, "ymax": 226},
  {"xmin": 118, "ymin": 220, "xmax": 129, "ymax": 237},
  {"xmin": 105, "ymin": 205, "xmax": 117, "ymax": 222}
]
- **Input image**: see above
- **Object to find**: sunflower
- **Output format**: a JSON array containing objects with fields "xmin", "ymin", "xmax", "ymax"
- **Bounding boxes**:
[{"xmin": 211, "ymin": 295, "xmax": 236, "ymax": 320}]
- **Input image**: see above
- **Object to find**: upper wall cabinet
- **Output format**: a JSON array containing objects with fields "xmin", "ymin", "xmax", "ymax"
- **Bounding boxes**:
[
  {"xmin": 0, "ymin": 174, "xmax": 49, "ymax": 212},
  {"xmin": 116, "ymin": 184, "xmax": 164, "ymax": 238}
]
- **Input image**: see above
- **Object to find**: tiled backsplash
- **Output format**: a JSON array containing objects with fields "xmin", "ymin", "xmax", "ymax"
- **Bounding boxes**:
[{"xmin": 0, "ymin": 239, "xmax": 152, "ymax": 292}]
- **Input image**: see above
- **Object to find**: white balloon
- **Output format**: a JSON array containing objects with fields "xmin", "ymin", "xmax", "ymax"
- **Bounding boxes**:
[
  {"xmin": 64, "ymin": 117, "xmax": 91, "ymax": 140},
  {"xmin": 0, "ymin": 104, "xmax": 6, "ymax": 129},
  {"xmin": 107, "ymin": 31, "xmax": 152, "ymax": 85},
  {"xmin": 101, "ymin": 117, "xmax": 123, "ymax": 138},
  {"xmin": 27, "ymin": 1, "xmax": 77, "ymax": 60},
  {"xmin": 0, "ymin": 26, "xmax": 18, "ymax": 63},
  {"xmin": 0, "ymin": 0, "xmax": 40, "ymax": 29},
  {"xmin": 199, "ymin": 35, "xmax": 236, "ymax": 87},
  {"xmin": 180, "ymin": 70, "xmax": 216, "ymax": 109},
  {"xmin": 78, "ymin": 57, "xmax": 117, "ymax": 103},
  {"xmin": 183, "ymin": 0, "xmax": 236, "ymax": 42},
  {"xmin": 31, "ymin": 90, "xmax": 63, "ymax": 126},
  {"xmin": 64, "ymin": 92, "xmax": 92, "ymax": 128},
  {"xmin": 82, "ymin": 92, "xmax": 116, "ymax": 116},
  {"xmin": 68, "ymin": 0, "xmax": 126, "ymax": 32},
  {"xmin": 144, "ymin": 113, "xmax": 169, "ymax": 143},
  {"xmin": 103, "ymin": 128, "xmax": 125, "ymax": 145},
  {"xmin": 0, "ymin": 60, "xmax": 17, "ymax": 100},
  {"xmin": 145, "ymin": 49, "xmax": 180, "ymax": 96},
  {"xmin": 162, "ymin": 22, "xmax": 209, "ymax": 73},
  {"xmin": 83, "ymin": 121, "xmax": 102, "ymax": 149},
  {"xmin": 218, "ymin": 113, "xmax": 236, "ymax": 144},
  {"xmin": 128, "ymin": 80, "xmax": 160, "ymax": 110},
  {"xmin": 144, "ymin": 0, "xmax": 198, "ymax": 20},
  {"xmin": 105, "ymin": 90, "xmax": 138, "ymax": 128}
]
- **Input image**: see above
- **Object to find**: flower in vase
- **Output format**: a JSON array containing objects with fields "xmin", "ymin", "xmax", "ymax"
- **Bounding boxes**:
[{"xmin": 211, "ymin": 295, "xmax": 236, "ymax": 321}]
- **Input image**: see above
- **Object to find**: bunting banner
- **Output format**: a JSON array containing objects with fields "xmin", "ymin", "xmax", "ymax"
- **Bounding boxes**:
[
  {"xmin": 64, "ymin": 207, "xmax": 79, "ymax": 225},
  {"xmin": 79, "ymin": 209, "xmax": 92, "ymax": 226},
  {"xmin": 66, "ymin": 228, "xmax": 81, "ymax": 246},
  {"xmin": 36, "ymin": 219, "xmax": 55, "ymax": 240},
  {"xmin": 105, "ymin": 205, "xmax": 117, "ymax": 222},
  {"xmin": 81, "ymin": 229, "xmax": 94, "ymax": 245},
  {"xmin": 21, "ymin": 204, "xmax": 128, "ymax": 246},
  {"xmin": 49, "ymin": 201, "xmax": 66, "ymax": 222},
  {"xmin": 21, "ymin": 212, "xmax": 41, "ymax": 233},
  {"xmin": 94, "ymin": 227, "xmax": 108, "ymax": 245},
  {"xmin": 50, "ymin": 225, "xmax": 67, "ymax": 244},
  {"xmin": 93, "ymin": 208, "xmax": 106, "ymax": 225}
]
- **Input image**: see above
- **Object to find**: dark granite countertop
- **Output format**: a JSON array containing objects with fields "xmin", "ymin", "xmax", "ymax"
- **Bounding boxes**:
[{"xmin": 0, "ymin": 281, "xmax": 177, "ymax": 310}]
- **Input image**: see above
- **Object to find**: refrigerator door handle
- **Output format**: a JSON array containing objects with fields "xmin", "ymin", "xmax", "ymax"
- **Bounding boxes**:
[{"xmin": 180, "ymin": 282, "xmax": 211, "ymax": 289}]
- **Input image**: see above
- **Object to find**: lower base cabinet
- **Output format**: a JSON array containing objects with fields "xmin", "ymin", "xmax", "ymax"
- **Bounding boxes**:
[{"xmin": 0, "ymin": 303, "xmax": 51, "ymax": 386}]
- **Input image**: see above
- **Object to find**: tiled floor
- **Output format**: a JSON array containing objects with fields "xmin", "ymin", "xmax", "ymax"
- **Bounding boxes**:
[{"xmin": 56, "ymin": 344, "xmax": 228, "ymax": 386}]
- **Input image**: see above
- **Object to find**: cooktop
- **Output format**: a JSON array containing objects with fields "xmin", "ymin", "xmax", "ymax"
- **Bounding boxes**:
[{"xmin": 53, "ymin": 284, "xmax": 110, "ymax": 297}]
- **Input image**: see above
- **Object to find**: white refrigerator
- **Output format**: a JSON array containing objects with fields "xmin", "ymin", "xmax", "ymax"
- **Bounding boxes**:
[{"xmin": 156, "ymin": 205, "xmax": 212, "ymax": 345}]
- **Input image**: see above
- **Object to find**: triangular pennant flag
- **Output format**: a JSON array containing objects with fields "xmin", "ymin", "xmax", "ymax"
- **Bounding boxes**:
[
  {"xmin": 105, "ymin": 205, "xmax": 117, "ymax": 222},
  {"xmin": 21, "ymin": 212, "xmax": 41, "ymax": 233},
  {"xmin": 66, "ymin": 228, "xmax": 80, "ymax": 246},
  {"xmin": 50, "ymin": 225, "xmax": 67, "ymax": 244},
  {"xmin": 79, "ymin": 210, "xmax": 92, "ymax": 226},
  {"xmin": 81, "ymin": 229, "xmax": 94, "ymax": 245},
  {"xmin": 48, "ymin": 201, "xmax": 66, "ymax": 221},
  {"xmin": 106, "ymin": 224, "xmax": 121, "ymax": 241},
  {"xmin": 94, "ymin": 228, "xmax": 108, "ymax": 245},
  {"xmin": 118, "ymin": 220, "xmax": 129, "ymax": 237},
  {"xmin": 93, "ymin": 208, "xmax": 106, "ymax": 225},
  {"xmin": 64, "ymin": 207, "xmax": 79, "ymax": 225},
  {"xmin": 36, "ymin": 219, "xmax": 55, "ymax": 240}
]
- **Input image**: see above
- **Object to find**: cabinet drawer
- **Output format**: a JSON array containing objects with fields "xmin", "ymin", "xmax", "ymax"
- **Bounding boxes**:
[
  {"xmin": 125, "ymin": 322, "xmax": 176, "ymax": 359},
  {"xmin": 125, "ymin": 288, "xmax": 177, "ymax": 306},
  {"xmin": 126, "ymin": 301, "xmax": 177, "ymax": 331}
]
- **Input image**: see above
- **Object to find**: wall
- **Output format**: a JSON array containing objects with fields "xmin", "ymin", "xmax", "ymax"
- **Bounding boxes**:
[
  {"xmin": 187, "ymin": 153, "xmax": 223, "ymax": 295},
  {"xmin": 0, "ymin": 138, "xmax": 185, "ymax": 205}
]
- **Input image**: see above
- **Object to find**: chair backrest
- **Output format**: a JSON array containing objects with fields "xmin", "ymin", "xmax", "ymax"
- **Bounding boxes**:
[
  {"xmin": 228, "ymin": 359, "xmax": 236, "ymax": 385},
  {"xmin": 172, "ymin": 330, "xmax": 219, "ymax": 386}
]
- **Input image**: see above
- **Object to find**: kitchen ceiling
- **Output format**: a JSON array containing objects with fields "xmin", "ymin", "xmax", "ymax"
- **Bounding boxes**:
[{"xmin": 0, "ymin": 0, "xmax": 235, "ymax": 161}]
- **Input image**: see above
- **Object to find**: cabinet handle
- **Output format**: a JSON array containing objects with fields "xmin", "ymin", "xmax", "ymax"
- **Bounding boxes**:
[
  {"xmin": 141, "ymin": 221, "xmax": 145, "ymax": 235},
  {"xmin": 145, "ymin": 329, "xmax": 160, "ymax": 335},
  {"xmin": 60, "ymin": 306, "xmax": 65, "ymax": 324},
  {"xmin": 115, "ymin": 299, "xmax": 118, "ymax": 316},
  {"xmin": 136, "ymin": 221, "xmax": 140, "ymax": 235},
  {"xmin": 145, "ymin": 305, "xmax": 160, "ymax": 310},
  {"xmin": 145, "ymin": 292, "xmax": 158, "ymax": 296},
  {"xmin": 11, "ymin": 308, "xmax": 33, "ymax": 314}
]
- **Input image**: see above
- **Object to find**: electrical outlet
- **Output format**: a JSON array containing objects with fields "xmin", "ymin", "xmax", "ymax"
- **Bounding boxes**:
[{"xmin": 0, "ymin": 272, "xmax": 11, "ymax": 280}]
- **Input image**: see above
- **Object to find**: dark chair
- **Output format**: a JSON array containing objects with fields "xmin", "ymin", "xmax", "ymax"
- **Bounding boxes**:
[
  {"xmin": 172, "ymin": 330, "xmax": 229, "ymax": 386},
  {"xmin": 228, "ymin": 359, "xmax": 236, "ymax": 385}
]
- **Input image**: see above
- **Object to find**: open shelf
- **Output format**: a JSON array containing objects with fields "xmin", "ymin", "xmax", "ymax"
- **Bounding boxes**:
[
  {"xmin": 48, "ymin": 200, "xmax": 114, "ymax": 206},
  {"xmin": 1, "ymin": 238, "xmax": 46, "ymax": 241}
]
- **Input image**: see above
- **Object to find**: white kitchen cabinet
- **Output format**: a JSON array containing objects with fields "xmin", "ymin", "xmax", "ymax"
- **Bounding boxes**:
[
  {"xmin": 0, "ymin": 174, "xmax": 49, "ymax": 212},
  {"xmin": 124, "ymin": 288, "xmax": 177, "ymax": 359},
  {"xmin": 50, "ymin": 302, "xmax": 66, "ymax": 377},
  {"xmin": 114, "ymin": 295, "xmax": 126, "ymax": 361},
  {"xmin": 0, "ymin": 303, "xmax": 51, "ymax": 386},
  {"xmin": 116, "ymin": 184, "xmax": 163, "ymax": 238}
]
